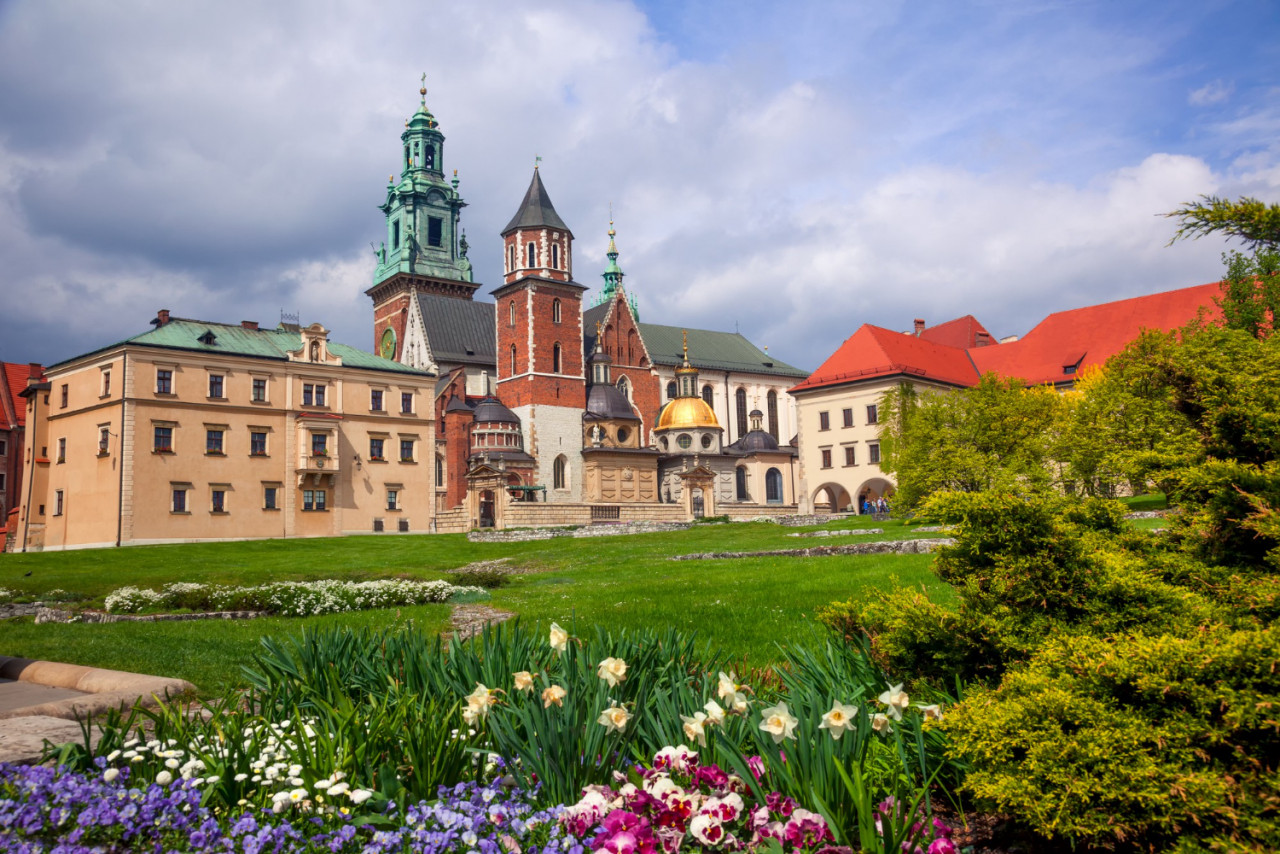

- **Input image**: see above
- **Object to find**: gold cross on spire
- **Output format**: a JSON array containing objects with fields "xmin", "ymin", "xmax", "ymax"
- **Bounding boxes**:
[
  {"xmin": 420, "ymin": 72, "xmax": 427, "ymax": 102},
  {"xmin": 682, "ymin": 330, "xmax": 688, "ymax": 360}
]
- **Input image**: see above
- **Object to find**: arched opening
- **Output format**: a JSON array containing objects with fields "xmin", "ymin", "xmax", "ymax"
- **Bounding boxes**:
[
  {"xmin": 436, "ymin": 455, "xmax": 445, "ymax": 488},
  {"xmin": 691, "ymin": 487, "xmax": 705, "ymax": 519},
  {"xmin": 616, "ymin": 375, "xmax": 631, "ymax": 400},
  {"xmin": 553, "ymin": 342, "xmax": 562, "ymax": 374},
  {"xmin": 811, "ymin": 482, "xmax": 854, "ymax": 514},
  {"xmin": 551, "ymin": 244, "xmax": 560, "ymax": 269},
  {"xmin": 509, "ymin": 300, "xmax": 516, "ymax": 327},
  {"xmin": 510, "ymin": 344, "xmax": 517, "ymax": 375},
  {"xmin": 856, "ymin": 478, "xmax": 896, "ymax": 515},
  {"xmin": 735, "ymin": 466, "xmax": 749, "ymax": 501},
  {"xmin": 526, "ymin": 242, "xmax": 537, "ymax": 268},
  {"xmin": 701, "ymin": 384, "xmax": 714, "ymax": 407},
  {"xmin": 735, "ymin": 388, "xmax": 748, "ymax": 437},
  {"xmin": 552, "ymin": 298, "xmax": 561, "ymax": 324},
  {"xmin": 553, "ymin": 455, "xmax": 567, "ymax": 490},
  {"xmin": 479, "ymin": 490, "xmax": 496, "ymax": 528},
  {"xmin": 767, "ymin": 391, "xmax": 779, "ymax": 439},
  {"xmin": 627, "ymin": 329, "xmax": 636, "ymax": 364},
  {"xmin": 667, "ymin": 381, "xmax": 677, "ymax": 400},
  {"xmin": 766, "ymin": 468, "xmax": 784, "ymax": 504},
  {"xmin": 508, "ymin": 244, "xmax": 515, "ymax": 272}
]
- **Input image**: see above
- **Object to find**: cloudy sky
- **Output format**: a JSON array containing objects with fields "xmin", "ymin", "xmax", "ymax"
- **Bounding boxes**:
[{"xmin": 1, "ymin": 0, "xmax": 1277, "ymax": 373}]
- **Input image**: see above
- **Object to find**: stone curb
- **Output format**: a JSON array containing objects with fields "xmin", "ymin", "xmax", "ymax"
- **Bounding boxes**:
[
  {"xmin": 669, "ymin": 538, "xmax": 954, "ymax": 561},
  {"xmin": 0, "ymin": 656, "xmax": 196, "ymax": 722}
]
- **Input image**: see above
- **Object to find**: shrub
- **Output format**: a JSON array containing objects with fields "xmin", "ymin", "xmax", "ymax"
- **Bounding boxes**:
[{"xmin": 944, "ymin": 627, "xmax": 1280, "ymax": 852}]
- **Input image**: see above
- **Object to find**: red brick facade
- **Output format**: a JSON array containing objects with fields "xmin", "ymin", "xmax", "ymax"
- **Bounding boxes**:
[
  {"xmin": 495, "ymin": 278, "xmax": 586, "ymax": 411},
  {"xmin": 372, "ymin": 292, "xmax": 412, "ymax": 360},
  {"xmin": 597, "ymin": 292, "xmax": 661, "ymax": 442}
]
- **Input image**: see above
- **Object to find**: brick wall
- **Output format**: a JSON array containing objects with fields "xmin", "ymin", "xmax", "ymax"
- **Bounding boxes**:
[{"xmin": 372, "ymin": 294, "xmax": 412, "ymax": 359}]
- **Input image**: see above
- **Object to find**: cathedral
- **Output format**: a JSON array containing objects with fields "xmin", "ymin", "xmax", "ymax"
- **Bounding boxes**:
[{"xmin": 367, "ymin": 84, "xmax": 805, "ymax": 526}]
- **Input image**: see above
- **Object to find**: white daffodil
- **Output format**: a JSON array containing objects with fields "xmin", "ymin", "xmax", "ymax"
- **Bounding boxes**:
[
  {"xmin": 466, "ymin": 683, "xmax": 497, "ymax": 719},
  {"xmin": 871, "ymin": 713, "xmax": 893, "ymax": 735},
  {"xmin": 703, "ymin": 699, "xmax": 727, "ymax": 726},
  {"xmin": 542, "ymin": 685, "xmax": 567, "ymax": 708},
  {"xmin": 681, "ymin": 712, "xmax": 709, "ymax": 747},
  {"xmin": 759, "ymin": 702, "xmax": 799, "ymax": 744},
  {"xmin": 597, "ymin": 657, "xmax": 628, "ymax": 687},
  {"xmin": 717, "ymin": 672, "xmax": 750, "ymax": 714},
  {"xmin": 921, "ymin": 704, "xmax": 944, "ymax": 722},
  {"xmin": 878, "ymin": 684, "xmax": 910, "ymax": 720},
  {"xmin": 819, "ymin": 701, "xmax": 859, "ymax": 740},
  {"xmin": 598, "ymin": 702, "xmax": 631, "ymax": 734},
  {"xmin": 549, "ymin": 622, "xmax": 569, "ymax": 653},
  {"xmin": 513, "ymin": 671, "xmax": 535, "ymax": 692}
]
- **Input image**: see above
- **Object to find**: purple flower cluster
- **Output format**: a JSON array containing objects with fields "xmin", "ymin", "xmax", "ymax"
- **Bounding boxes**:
[
  {"xmin": 874, "ymin": 797, "xmax": 956, "ymax": 854},
  {"xmin": 0, "ymin": 762, "xmax": 574, "ymax": 854},
  {"xmin": 560, "ymin": 746, "xmax": 832, "ymax": 854}
]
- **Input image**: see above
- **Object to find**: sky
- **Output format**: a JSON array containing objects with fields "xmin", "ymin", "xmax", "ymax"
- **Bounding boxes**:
[{"xmin": 1, "ymin": 0, "xmax": 1278, "ymax": 373}]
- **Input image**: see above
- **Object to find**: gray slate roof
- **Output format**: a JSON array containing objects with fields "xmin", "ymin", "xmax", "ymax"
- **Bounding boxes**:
[
  {"xmin": 417, "ymin": 293, "xmax": 497, "ymax": 367},
  {"xmin": 502, "ymin": 169, "xmax": 572, "ymax": 236}
]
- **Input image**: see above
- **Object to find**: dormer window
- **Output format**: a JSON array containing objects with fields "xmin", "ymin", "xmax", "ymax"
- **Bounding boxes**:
[{"xmin": 198, "ymin": 330, "xmax": 217, "ymax": 346}]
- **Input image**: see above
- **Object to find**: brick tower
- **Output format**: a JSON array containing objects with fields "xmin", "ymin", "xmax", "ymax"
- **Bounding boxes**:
[{"xmin": 493, "ymin": 167, "xmax": 587, "ymax": 501}]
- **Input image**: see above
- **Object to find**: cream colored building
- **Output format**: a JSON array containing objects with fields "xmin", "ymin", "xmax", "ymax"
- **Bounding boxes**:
[{"xmin": 14, "ymin": 312, "xmax": 436, "ymax": 551}]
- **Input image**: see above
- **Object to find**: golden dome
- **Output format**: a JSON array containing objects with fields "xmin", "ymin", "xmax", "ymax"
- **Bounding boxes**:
[{"xmin": 657, "ymin": 397, "xmax": 721, "ymax": 430}]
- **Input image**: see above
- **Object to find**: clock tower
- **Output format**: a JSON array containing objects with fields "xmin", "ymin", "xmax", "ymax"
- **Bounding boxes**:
[{"xmin": 367, "ymin": 78, "xmax": 477, "ymax": 362}]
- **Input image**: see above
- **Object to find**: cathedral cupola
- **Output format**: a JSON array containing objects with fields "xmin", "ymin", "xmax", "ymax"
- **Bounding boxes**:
[
  {"xmin": 593, "ymin": 216, "xmax": 640, "ymax": 318},
  {"xmin": 501, "ymin": 165, "xmax": 574, "ymax": 284},
  {"xmin": 656, "ymin": 333, "xmax": 721, "ymax": 432}
]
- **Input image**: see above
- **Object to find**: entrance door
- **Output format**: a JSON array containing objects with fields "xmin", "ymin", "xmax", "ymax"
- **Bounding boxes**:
[
  {"xmin": 479, "ymin": 490, "xmax": 496, "ymax": 528},
  {"xmin": 691, "ymin": 488, "xmax": 705, "ymax": 519}
]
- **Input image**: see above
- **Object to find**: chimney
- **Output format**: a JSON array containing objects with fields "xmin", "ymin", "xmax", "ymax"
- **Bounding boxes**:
[
  {"xmin": 28, "ymin": 363, "xmax": 42, "ymax": 379},
  {"xmin": 975, "ymin": 331, "xmax": 990, "ymax": 347},
  {"xmin": 913, "ymin": 318, "xmax": 925, "ymax": 336},
  {"xmin": 241, "ymin": 320, "xmax": 259, "ymax": 330},
  {"xmin": 153, "ymin": 309, "xmax": 171, "ymax": 327}
]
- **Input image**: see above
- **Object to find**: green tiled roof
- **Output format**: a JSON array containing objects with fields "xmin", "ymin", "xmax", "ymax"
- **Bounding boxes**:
[
  {"xmin": 637, "ymin": 323, "xmax": 808, "ymax": 378},
  {"xmin": 54, "ymin": 318, "xmax": 430, "ymax": 376}
]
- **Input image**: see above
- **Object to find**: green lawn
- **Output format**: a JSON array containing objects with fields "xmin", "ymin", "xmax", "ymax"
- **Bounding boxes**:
[{"xmin": 1, "ymin": 518, "xmax": 953, "ymax": 695}]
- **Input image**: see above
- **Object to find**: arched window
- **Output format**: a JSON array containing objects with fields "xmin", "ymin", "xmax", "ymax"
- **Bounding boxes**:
[
  {"xmin": 766, "ymin": 468, "xmax": 784, "ymax": 504},
  {"xmin": 701, "ymin": 385, "xmax": 714, "ymax": 407},
  {"xmin": 510, "ymin": 344, "xmax": 517, "ymax": 375},
  {"xmin": 436, "ymin": 455, "xmax": 445, "ymax": 488},
  {"xmin": 552, "ymin": 298, "xmax": 561, "ymax": 324},
  {"xmin": 736, "ymin": 467, "xmax": 749, "ymax": 501},
  {"xmin": 553, "ymin": 342, "xmax": 562, "ymax": 374},
  {"xmin": 553, "ymin": 455, "xmax": 567, "ymax": 490},
  {"xmin": 767, "ymin": 390, "xmax": 779, "ymax": 439},
  {"xmin": 509, "ymin": 300, "xmax": 516, "ymax": 327},
  {"xmin": 627, "ymin": 329, "xmax": 636, "ymax": 365},
  {"xmin": 526, "ymin": 242, "xmax": 537, "ymax": 268},
  {"xmin": 508, "ymin": 244, "xmax": 515, "ymax": 272},
  {"xmin": 735, "ymin": 388, "xmax": 748, "ymax": 437},
  {"xmin": 551, "ymin": 244, "xmax": 560, "ymax": 269},
  {"xmin": 616, "ymin": 375, "xmax": 630, "ymax": 400},
  {"xmin": 423, "ymin": 145, "xmax": 434, "ymax": 169},
  {"xmin": 667, "ymin": 381, "xmax": 677, "ymax": 399}
]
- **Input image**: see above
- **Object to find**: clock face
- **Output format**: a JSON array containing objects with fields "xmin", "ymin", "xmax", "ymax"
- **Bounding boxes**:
[{"xmin": 380, "ymin": 328, "xmax": 397, "ymax": 359}]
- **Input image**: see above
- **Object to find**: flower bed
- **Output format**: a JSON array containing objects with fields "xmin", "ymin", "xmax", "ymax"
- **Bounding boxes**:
[{"xmin": 103, "ymin": 578, "xmax": 486, "ymax": 616}]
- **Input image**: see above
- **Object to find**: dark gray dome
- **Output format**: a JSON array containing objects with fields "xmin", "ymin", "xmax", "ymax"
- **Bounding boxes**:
[
  {"xmin": 734, "ymin": 429, "xmax": 780, "ymax": 452},
  {"xmin": 472, "ymin": 396, "xmax": 521, "ymax": 425},
  {"xmin": 585, "ymin": 384, "xmax": 640, "ymax": 421}
]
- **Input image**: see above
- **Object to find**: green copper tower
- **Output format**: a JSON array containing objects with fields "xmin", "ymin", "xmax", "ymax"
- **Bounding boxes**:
[
  {"xmin": 368, "ymin": 78, "xmax": 476, "ymax": 300},
  {"xmin": 594, "ymin": 217, "xmax": 639, "ymax": 319}
]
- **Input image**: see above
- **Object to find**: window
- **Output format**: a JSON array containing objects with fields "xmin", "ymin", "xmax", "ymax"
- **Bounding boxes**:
[
  {"xmin": 767, "ymin": 391, "xmax": 779, "ymax": 439},
  {"xmin": 60, "ymin": 384, "xmax": 68, "ymax": 408},
  {"xmin": 427, "ymin": 216, "xmax": 443, "ymax": 247},
  {"xmin": 435, "ymin": 455, "xmax": 445, "ymax": 487},
  {"xmin": 206, "ymin": 429, "xmax": 224, "ymax": 455},
  {"xmin": 57, "ymin": 437, "xmax": 66, "ymax": 463},
  {"xmin": 510, "ymin": 345, "xmax": 517, "ymax": 375},
  {"xmin": 844, "ymin": 446, "xmax": 856, "ymax": 466},
  {"xmin": 667, "ymin": 381, "xmax": 677, "ymax": 399},
  {"xmin": 509, "ymin": 301, "xmax": 516, "ymax": 327},
  {"xmin": 302, "ymin": 383, "xmax": 326, "ymax": 407},
  {"xmin": 552, "ymin": 298, "xmax": 561, "ymax": 324},
  {"xmin": 842, "ymin": 408, "xmax": 853, "ymax": 428},
  {"xmin": 250, "ymin": 431, "xmax": 267, "ymax": 456},
  {"xmin": 736, "ymin": 467, "xmax": 748, "ymax": 501},
  {"xmin": 553, "ymin": 343, "xmax": 562, "ymax": 374},
  {"xmin": 54, "ymin": 490, "xmax": 64, "ymax": 516},
  {"xmin": 553, "ymin": 455, "xmax": 567, "ymax": 489},
  {"xmin": 392, "ymin": 219, "xmax": 401, "ymax": 250},
  {"xmin": 154, "ymin": 426, "xmax": 174, "ymax": 453},
  {"xmin": 156, "ymin": 369, "xmax": 173, "ymax": 394},
  {"xmin": 821, "ymin": 449, "xmax": 832, "ymax": 468},
  {"xmin": 735, "ymin": 389, "xmax": 748, "ymax": 437},
  {"xmin": 508, "ymin": 244, "xmax": 515, "ymax": 272},
  {"xmin": 526, "ymin": 241, "xmax": 536, "ymax": 267},
  {"xmin": 866, "ymin": 404, "xmax": 878, "ymax": 425},
  {"xmin": 263, "ymin": 486, "xmax": 278, "ymax": 510},
  {"xmin": 617, "ymin": 426, "xmax": 630, "ymax": 443},
  {"xmin": 303, "ymin": 489, "xmax": 327, "ymax": 511},
  {"xmin": 400, "ymin": 438, "xmax": 415, "ymax": 462},
  {"xmin": 701, "ymin": 385, "xmax": 714, "ymax": 407},
  {"xmin": 172, "ymin": 488, "xmax": 188, "ymax": 513},
  {"xmin": 677, "ymin": 434, "xmax": 693, "ymax": 450},
  {"xmin": 0, "ymin": 438, "xmax": 6, "ymax": 455},
  {"xmin": 102, "ymin": 370, "xmax": 111, "ymax": 397},
  {"xmin": 818, "ymin": 411, "xmax": 830, "ymax": 431},
  {"xmin": 551, "ymin": 244, "xmax": 560, "ymax": 269},
  {"xmin": 99, "ymin": 427, "xmax": 110, "ymax": 455},
  {"xmin": 311, "ymin": 434, "xmax": 329, "ymax": 457},
  {"xmin": 617, "ymin": 375, "xmax": 630, "ymax": 400},
  {"xmin": 386, "ymin": 489, "xmax": 399, "ymax": 511},
  {"xmin": 401, "ymin": 392, "xmax": 413, "ymax": 414},
  {"xmin": 208, "ymin": 374, "xmax": 224, "ymax": 399},
  {"xmin": 701, "ymin": 434, "xmax": 713, "ymax": 449},
  {"xmin": 252, "ymin": 378, "xmax": 267, "ymax": 402},
  {"xmin": 868, "ymin": 443, "xmax": 881, "ymax": 464},
  {"xmin": 211, "ymin": 489, "xmax": 226, "ymax": 513},
  {"xmin": 371, "ymin": 389, "xmax": 384, "ymax": 411},
  {"xmin": 369, "ymin": 437, "xmax": 385, "ymax": 461},
  {"xmin": 766, "ymin": 468, "xmax": 783, "ymax": 504}
]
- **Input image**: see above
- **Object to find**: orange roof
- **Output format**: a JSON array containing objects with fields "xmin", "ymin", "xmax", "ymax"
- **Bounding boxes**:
[
  {"xmin": 793, "ymin": 282, "xmax": 1223, "ymax": 395},
  {"xmin": 1, "ymin": 362, "xmax": 36, "ymax": 429},
  {"xmin": 791, "ymin": 324, "xmax": 979, "ymax": 393},
  {"xmin": 970, "ymin": 282, "xmax": 1222, "ymax": 385},
  {"xmin": 918, "ymin": 314, "xmax": 994, "ymax": 349}
]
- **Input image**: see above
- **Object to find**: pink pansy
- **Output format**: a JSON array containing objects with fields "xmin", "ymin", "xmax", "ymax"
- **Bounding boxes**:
[{"xmin": 690, "ymin": 814, "xmax": 726, "ymax": 846}]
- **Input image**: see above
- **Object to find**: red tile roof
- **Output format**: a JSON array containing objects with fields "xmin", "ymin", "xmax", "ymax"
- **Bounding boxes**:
[
  {"xmin": 793, "ymin": 283, "xmax": 1223, "ymax": 394},
  {"xmin": 1, "ymin": 362, "xmax": 36, "ymax": 429},
  {"xmin": 970, "ymin": 282, "xmax": 1222, "ymax": 385}
]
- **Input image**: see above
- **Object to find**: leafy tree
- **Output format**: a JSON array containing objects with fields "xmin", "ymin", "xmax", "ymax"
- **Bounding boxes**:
[
  {"xmin": 1166, "ymin": 194, "xmax": 1280, "ymax": 252},
  {"xmin": 1218, "ymin": 248, "xmax": 1280, "ymax": 339},
  {"xmin": 879, "ymin": 374, "xmax": 1062, "ymax": 510}
]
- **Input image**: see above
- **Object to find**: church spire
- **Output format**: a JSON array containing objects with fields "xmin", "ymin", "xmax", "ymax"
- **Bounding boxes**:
[{"xmin": 593, "ymin": 211, "xmax": 640, "ymax": 318}]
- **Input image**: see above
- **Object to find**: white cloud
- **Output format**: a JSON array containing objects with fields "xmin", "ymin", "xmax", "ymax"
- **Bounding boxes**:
[{"xmin": 1189, "ymin": 80, "xmax": 1234, "ymax": 107}]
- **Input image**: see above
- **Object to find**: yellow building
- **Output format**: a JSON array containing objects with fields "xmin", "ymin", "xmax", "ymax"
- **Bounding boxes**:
[{"xmin": 14, "ymin": 311, "xmax": 436, "ymax": 551}]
